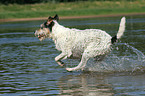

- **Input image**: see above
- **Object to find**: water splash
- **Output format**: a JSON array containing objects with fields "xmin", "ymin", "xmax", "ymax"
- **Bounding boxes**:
[{"xmin": 86, "ymin": 43, "xmax": 145, "ymax": 72}]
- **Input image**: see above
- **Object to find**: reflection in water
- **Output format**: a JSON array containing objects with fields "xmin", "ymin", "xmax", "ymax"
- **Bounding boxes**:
[
  {"xmin": 58, "ymin": 73, "xmax": 114, "ymax": 96},
  {"xmin": 58, "ymin": 72, "xmax": 145, "ymax": 96}
]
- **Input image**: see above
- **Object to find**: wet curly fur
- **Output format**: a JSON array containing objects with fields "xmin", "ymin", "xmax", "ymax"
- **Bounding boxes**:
[{"xmin": 34, "ymin": 15, "xmax": 126, "ymax": 71}]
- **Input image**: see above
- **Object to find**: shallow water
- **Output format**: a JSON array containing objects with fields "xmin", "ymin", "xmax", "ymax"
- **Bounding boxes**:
[{"xmin": 0, "ymin": 15, "xmax": 145, "ymax": 96}]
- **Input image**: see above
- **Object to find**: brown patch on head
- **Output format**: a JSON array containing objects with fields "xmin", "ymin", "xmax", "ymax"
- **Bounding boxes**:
[
  {"xmin": 48, "ymin": 16, "xmax": 53, "ymax": 21},
  {"xmin": 46, "ymin": 15, "xmax": 59, "ymax": 25},
  {"xmin": 48, "ymin": 14, "xmax": 59, "ymax": 21},
  {"xmin": 39, "ymin": 15, "xmax": 59, "ymax": 32},
  {"xmin": 46, "ymin": 16, "xmax": 53, "ymax": 25}
]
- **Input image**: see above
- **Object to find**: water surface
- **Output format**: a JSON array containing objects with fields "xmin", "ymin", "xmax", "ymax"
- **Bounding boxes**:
[{"xmin": 0, "ymin": 15, "xmax": 145, "ymax": 96}]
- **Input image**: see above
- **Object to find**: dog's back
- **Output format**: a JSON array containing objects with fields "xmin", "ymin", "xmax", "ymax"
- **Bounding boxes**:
[{"xmin": 53, "ymin": 28, "xmax": 112, "ymax": 59}]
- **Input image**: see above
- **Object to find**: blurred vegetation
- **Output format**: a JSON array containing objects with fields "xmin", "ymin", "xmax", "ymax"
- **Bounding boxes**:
[
  {"xmin": 0, "ymin": 0, "xmax": 145, "ymax": 19},
  {"xmin": 0, "ymin": 0, "xmax": 137, "ymax": 4}
]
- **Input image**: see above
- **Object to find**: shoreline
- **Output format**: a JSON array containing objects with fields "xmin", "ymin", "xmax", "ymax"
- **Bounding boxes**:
[{"xmin": 1, "ymin": 12, "xmax": 145, "ymax": 23}]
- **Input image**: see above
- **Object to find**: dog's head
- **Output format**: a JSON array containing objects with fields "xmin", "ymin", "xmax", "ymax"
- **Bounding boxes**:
[
  {"xmin": 34, "ymin": 28, "xmax": 51, "ymax": 41},
  {"xmin": 34, "ymin": 14, "xmax": 59, "ymax": 41}
]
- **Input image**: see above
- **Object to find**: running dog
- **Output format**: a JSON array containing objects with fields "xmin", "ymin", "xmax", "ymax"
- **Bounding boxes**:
[{"xmin": 34, "ymin": 14, "xmax": 126, "ymax": 71}]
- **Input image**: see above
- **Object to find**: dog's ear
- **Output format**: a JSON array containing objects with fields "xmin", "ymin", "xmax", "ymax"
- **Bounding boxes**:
[
  {"xmin": 48, "ymin": 16, "xmax": 53, "ymax": 21},
  {"xmin": 54, "ymin": 14, "xmax": 59, "ymax": 21}
]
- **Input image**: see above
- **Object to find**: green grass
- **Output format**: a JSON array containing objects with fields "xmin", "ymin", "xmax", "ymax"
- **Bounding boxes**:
[{"xmin": 0, "ymin": 0, "xmax": 145, "ymax": 19}]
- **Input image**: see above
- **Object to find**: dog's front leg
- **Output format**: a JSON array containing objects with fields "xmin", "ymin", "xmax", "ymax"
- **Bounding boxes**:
[{"xmin": 55, "ymin": 53, "xmax": 67, "ymax": 66}]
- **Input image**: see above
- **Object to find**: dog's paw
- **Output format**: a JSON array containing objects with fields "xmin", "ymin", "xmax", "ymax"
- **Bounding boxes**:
[
  {"xmin": 57, "ymin": 61, "xmax": 65, "ymax": 67},
  {"xmin": 66, "ymin": 68, "xmax": 74, "ymax": 71},
  {"xmin": 60, "ymin": 63, "xmax": 65, "ymax": 67}
]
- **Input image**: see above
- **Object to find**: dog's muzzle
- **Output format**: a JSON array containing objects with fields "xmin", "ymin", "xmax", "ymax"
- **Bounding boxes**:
[
  {"xmin": 38, "ymin": 34, "xmax": 45, "ymax": 38},
  {"xmin": 34, "ymin": 28, "xmax": 51, "ymax": 41}
]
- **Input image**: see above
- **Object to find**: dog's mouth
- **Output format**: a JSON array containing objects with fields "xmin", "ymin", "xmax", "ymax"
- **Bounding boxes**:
[
  {"xmin": 36, "ymin": 34, "xmax": 47, "ymax": 41},
  {"xmin": 38, "ymin": 34, "xmax": 45, "ymax": 38},
  {"xmin": 35, "ymin": 30, "xmax": 46, "ymax": 38}
]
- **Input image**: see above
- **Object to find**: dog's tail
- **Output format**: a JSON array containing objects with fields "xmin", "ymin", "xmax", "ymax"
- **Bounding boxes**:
[{"xmin": 111, "ymin": 17, "xmax": 126, "ymax": 44}]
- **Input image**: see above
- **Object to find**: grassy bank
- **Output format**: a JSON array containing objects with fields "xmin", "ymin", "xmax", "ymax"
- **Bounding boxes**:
[{"xmin": 0, "ymin": 1, "xmax": 145, "ymax": 19}]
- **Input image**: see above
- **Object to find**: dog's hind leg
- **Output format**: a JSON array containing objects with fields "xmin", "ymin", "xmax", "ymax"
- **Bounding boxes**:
[
  {"xmin": 55, "ymin": 53, "xmax": 67, "ymax": 66},
  {"xmin": 66, "ymin": 52, "xmax": 90, "ymax": 71}
]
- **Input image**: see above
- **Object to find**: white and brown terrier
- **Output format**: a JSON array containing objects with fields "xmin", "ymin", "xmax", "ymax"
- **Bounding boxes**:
[{"xmin": 35, "ymin": 14, "xmax": 126, "ymax": 71}]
